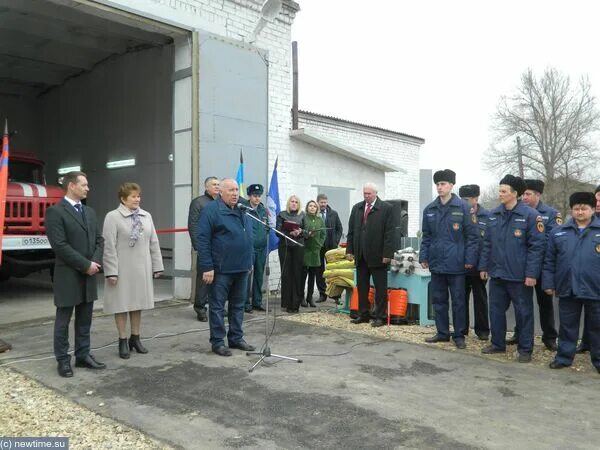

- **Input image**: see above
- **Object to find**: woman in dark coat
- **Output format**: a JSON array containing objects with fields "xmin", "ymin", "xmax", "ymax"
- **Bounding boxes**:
[
  {"xmin": 301, "ymin": 200, "xmax": 325, "ymax": 307},
  {"xmin": 276, "ymin": 195, "xmax": 306, "ymax": 313}
]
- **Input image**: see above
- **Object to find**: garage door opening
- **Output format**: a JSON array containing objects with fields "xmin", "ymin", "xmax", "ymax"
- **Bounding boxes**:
[{"xmin": 0, "ymin": 0, "xmax": 192, "ymax": 325}]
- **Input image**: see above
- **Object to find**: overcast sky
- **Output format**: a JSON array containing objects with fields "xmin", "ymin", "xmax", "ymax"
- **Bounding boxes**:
[{"xmin": 291, "ymin": 0, "xmax": 600, "ymax": 191}]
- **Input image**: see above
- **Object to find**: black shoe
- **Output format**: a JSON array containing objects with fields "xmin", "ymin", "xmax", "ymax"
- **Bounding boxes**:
[
  {"xmin": 196, "ymin": 309, "xmax": 208, "ymax": 322},
  {"xmin": 454, "ymin": 339, "xmax": 466, "ymax": 349},
  {"xmin": 286, "ymin": 308, "xmax": 299, "ymax": 314},
  {"xmin": 253, "ymin": 305, "xmax": 266, "ymax": 312},
  {"xmin": 506, "ymin": 335, "xmax": 519, "ymax": 345},
  {"xmin": 549, "ymin": 360, "xmax": 569, "ymax": 369},
  {"xmin": 316, "ymin": 294, "xmax": 327, "ymax": 303},
  {"xmin": 57, "ymin": 360, "xmax": 73, "ymax": 378},
  {"xmin": 371, "ymin": 319, "xmax": 385, "ymax": 327},
  {"xmin": 0, "ymin": 339, "xmax": 12, "ymax": 353},
  {"xmin": 518, "ymin": 353, "xmax": 532, "ymax": 363},
  {"xmin": 129, "ymin": 335, "xmax": 148, "ymax": 354},
  {"xmin": 481, "ymin": 345, "xmax": 505, "ymax": 354},
  {"xmin": 543, "ymin": 340, "xmax": 558, "ymax": 351},
  {"xmin": 213, "ymin": 346, "xmax": 232, "ymax": 357},
  {"xmin": 118, "ymin": 338, "xmax": 130, "ymax": 359},
  {"xmin": 576, "ymin": 344, "xmax": 589, "ymax": 354},
  {"xmin": 245, "ymin": 307, "xmax": 254, "ymax": 314},
  {"xmin": 229, "ymin": 341, "xmax": 256, "ymax": 351},
  {"xmin": 425, "ymin": 334, "xmax": 450, "ymax": 343},
  {"xmin": 477, "ymin": 334, "xmax": 489, "ymax": 341},
  {"xmin": 351, "ymin": 317, "xmax": 370, "ymax": 324},
  {"xmin": 300, "ymin": 299, "xmax": 308, "ymax": 308},
  {"xmin": 74, "ymin": 354, "xmax": 106, "ymax": 370}
]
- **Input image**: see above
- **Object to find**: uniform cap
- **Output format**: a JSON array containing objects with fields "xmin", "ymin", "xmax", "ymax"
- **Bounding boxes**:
[
  {"xmin": 458, "ymin": 184, "xmax": 480, "ymax": 198},
  {"xmin": 433, "ymin": 169, "xmax": 456, "ymax": 185},
  {"xmin": 246, "ymin": 184, "xmax": 264, "ymax": 196},
  {"xmin": 569, "ymin": 191, "xmax": 596, "ymax": 208},
  {"xmin": 499, "ymin": 174, "xmax": 526, "ymax": 197},
  {"xmin": 524, "ymin": 179, "xmax": 545, "ymax": 194}
]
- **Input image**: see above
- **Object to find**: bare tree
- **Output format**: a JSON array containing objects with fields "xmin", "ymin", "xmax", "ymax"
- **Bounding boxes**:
[{"xmin": 486, "ymin": 67, "xmax": 600, "ymax": 210}]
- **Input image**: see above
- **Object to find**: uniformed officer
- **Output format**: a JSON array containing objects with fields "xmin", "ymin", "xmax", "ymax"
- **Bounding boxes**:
[
  {"xmin": 479, "ymin": 174, "xmax": 545, "ymax": 363},
  {"xmin": 420, "ymin": 170, "xmax": 478, "ymax": 349},
  {"xmin": 244, "ymin": 184, "xmax": 268, "ymax": 313},
  {"xmin": 543, "ymin": 192, "xmax": 600, "ymax": 373},
  {"xmin": 577, "ymin": 185, "xmax": 600, "ymax": 354},
  {"xmin": 458, "ymin": 184, "xmax": 490, "ymax": 340},
  {"xmin": 506, "ymin": 179, "xmax": 559, "ymax": 350}
]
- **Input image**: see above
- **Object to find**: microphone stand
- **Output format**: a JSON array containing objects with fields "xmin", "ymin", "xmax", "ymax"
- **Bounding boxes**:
[{"xmin": 240, "ymin": 205, "xmax": 303, "ymax": 372}]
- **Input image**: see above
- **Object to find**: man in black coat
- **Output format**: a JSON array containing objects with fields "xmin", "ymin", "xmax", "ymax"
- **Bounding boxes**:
[
  {"xmin": 45, "ymin": 171, "xmax": 104, "ymax": 378},
  {"xmin": 346, "ymin": 182, "xmax": 395, "ymax": 327},
  {"xmin": 315, "ymin": 193, "xmax": 344, "ymax": 302},
  {"xmin": 188, "ymin": 176, "xmax": 219, "ymax": 321}
]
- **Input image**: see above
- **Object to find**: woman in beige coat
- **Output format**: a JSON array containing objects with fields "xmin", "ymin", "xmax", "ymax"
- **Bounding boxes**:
[{"xmin": 103, "ymin": 182, "xmax": 163, "ymax": 359}]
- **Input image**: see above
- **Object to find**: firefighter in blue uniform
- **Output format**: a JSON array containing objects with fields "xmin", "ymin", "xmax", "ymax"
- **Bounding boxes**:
[
  {"xmin": 479, "ymin": 175, "xmax": 545, "ymax": 362},
  {"xmin": 577, "ymin": 185, "xmax": 600, "ymax": 354},
  {"xmin": 506, "ymin": 179, "xmax": 560, "ymax": 350},
  {"xmin": 420, "ymin": 170, "xmax": 478, "ymax": 349},
  {"xmin": 243, "ymin": 184, "xmax": 268, "ymax": 313},
  {"xmin": 458, "ymin": 184, "xmax": 490, "ymax": 340},
  {"xmin": 543, "ymin": 192, "xmax": 600, "ymax": 372}
]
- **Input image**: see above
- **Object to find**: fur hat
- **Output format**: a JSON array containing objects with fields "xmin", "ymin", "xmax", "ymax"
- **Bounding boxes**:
[
  {"xmin": 458, "ymin": 184, "xmax": 480, "ymax": 198},
  {"xmin": 499, "ymin": 174, "xmax": 526, "ymax": 197},
  {"xmin": 246, "ymin": 184, "xmax": 264, "ymax": 196},
  {"xmin": 524, "ymin": 179, "xmax": 545, "ymax": 194},
  {"xmin": 569, "ymin": 192, "xmax": 596, "ymax": 208},
  {"xmin": 433, "ymin": 169, "xmax": 456, "ymax": 185}
]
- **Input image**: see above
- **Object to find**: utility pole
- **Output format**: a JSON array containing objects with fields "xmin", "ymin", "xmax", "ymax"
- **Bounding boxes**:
[{"xmin": 516, "ymin": 136, "xmax": 524, "ymax": 178}]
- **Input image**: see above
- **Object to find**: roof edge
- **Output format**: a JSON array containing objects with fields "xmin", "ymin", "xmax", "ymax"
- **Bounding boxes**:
[{"xmin": 298, "ymin": 110, "xmax": 425, "ymax": 144}]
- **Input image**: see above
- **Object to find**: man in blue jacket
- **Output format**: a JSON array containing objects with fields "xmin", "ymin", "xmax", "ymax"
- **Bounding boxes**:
[
  {"xmin": 244, "ymin": 183, "xmax": 268, "ymax": 313},
  {"xmin": 479, "ymin": 175, "xmax": 545, "ymax": 362},
  {"xmin": 458, "ymin": 184, "xmax": 490, "ymax": 340},
  {"xmin": 420, "ymin": 170, "xmax": 478, "ymax": 349},
  {"xmin": 543, "ymin": 192, "xmax": 600, "ymax": 372},
  {"xmin": 197, "ymin": 178, "xmax": 255, "ymax": 357},
  {"xmin": 506, "ymin": 179, "xmax": 560, "ymax": 350}
]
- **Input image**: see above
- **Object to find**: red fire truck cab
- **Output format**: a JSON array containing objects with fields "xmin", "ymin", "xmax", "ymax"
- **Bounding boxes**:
[{"xmin": 1, "ymin": 152, "xmax": 63, "ymax": 280}]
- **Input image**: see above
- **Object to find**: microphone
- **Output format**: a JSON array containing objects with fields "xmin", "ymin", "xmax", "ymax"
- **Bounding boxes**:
[{"xmin": 237, "ymin": 202, "xmax": 252, "ymax": 211}]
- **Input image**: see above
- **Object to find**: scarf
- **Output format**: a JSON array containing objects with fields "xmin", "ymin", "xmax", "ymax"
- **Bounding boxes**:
[{"xmin": 129, "ymin": 208, "xmax": 143, "ymax": 247}]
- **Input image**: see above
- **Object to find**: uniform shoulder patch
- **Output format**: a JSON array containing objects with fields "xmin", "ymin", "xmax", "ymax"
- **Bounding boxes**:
[
  {"xmin": 537, "ymin": 221, "xmax": 545, "ymax": 233},
  {"xmin": 556, "ymin": 212, "xmax": 563, "ymax": 225}
]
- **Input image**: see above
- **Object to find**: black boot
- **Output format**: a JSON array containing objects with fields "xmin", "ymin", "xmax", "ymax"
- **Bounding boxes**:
[
  {"xmin": 119, "ymin": 338, "xmax": 130, "ymax": 359},
  {"xmin": 300, "ymin": 297, "xmax": 308, "ymax": 308},
  {"xmin": 129, "ymin": 334, "xmax": 148, "ymax": 354}
]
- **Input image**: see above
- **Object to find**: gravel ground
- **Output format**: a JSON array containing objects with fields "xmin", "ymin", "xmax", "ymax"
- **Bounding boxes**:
[
  {"xmin": 284, "ymin": 307, "xmax": 599, "ymax": 375},
  {"xmin": 0, "ymin": 368, "xmax": 172, "ymax": 449}
]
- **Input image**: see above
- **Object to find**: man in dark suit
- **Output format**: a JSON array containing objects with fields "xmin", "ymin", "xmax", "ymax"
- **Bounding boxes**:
[
  {"xmin": 45, "ymin": 171, "xmax": 105, "ymax": 377},
  {"xmin": 315, "ymin": 193, "xmax": 344, "ymax": 303},
  {"xmin": 346, "ymin": 182, "xmax": 395, "ymax": 327},
  {"xmin": 188, "ymin": 176, "xmax": 219, "ymax": 321}
]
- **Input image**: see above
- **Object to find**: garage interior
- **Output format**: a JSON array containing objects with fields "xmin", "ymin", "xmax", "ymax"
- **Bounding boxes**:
[{"xmin": 0, "ymin": 0, "xmax": 192, "ymax": 321}]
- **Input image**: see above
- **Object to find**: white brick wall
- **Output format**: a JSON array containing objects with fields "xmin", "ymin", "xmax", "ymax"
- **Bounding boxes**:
[{"xmin": 297, "ymin": 114, "xmax": 423, "ymax": 236}]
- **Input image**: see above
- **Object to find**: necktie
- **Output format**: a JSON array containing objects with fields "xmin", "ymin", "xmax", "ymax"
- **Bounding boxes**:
[
  {"xmin": 74, "ymin": 203, "xmax": 86, "ymax": 224},
  {"xmin": 321, "ymin": 210, "xmax": 326, "ymax": 222},
  {"xmin": 363, "ymin": 203, "xmax": 372, "ymax": 224}
]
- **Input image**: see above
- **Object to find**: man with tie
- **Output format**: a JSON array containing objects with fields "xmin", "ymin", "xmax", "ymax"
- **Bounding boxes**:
[
  {"xmin": 45, "ymin": 171, "xmax": 105, "ymax": 377},
  {"xmin": 315, "ymin": 193, "xmax": 343, "ymax": 303},
  {"xmin": 346, "ymin": 182, "xmax": 395, "ymax": 327}
]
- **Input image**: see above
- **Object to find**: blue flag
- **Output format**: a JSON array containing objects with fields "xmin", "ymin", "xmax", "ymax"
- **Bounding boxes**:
[
  {"xmin": 236, "ymin": 150, "xmax": 245, "ymax": 198},
  {"xmin": 267, "ymin": 157, "xmax": 281, "ymax": 252}
]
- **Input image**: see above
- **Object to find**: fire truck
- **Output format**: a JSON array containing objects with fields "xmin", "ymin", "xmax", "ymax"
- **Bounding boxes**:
[{"xmin": 0, "ymin": 152, "xmax": 63, "ymax": 281}]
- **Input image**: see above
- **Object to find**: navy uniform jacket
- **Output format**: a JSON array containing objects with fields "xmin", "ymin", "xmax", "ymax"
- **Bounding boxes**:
[
  {"xmin": 535, "ymin": 201, "xmax": 562, "ymax": 234},
  {"xmin": 419, "ymin": 194, "xmax": 478, "ymax": 274},
  {"xmin": 479, "ymin": 201, "xmax": 545, "ymax": 282},
  {"xmin": 469, "ymin": 203, "xmax": 489, "ymax": 273},
  {"xmin": 542, "ymin": 217, "xmax": 600, "ymax": 300}
]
